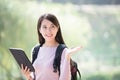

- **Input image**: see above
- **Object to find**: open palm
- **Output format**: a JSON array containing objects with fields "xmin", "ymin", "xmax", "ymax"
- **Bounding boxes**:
[{"xmin": 66, "ymin": 46, "xmax": 83, "ymax": 59}]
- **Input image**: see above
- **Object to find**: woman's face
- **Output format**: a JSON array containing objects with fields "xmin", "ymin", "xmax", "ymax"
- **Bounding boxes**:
[{"xmin": 39, "ymin": 19, "xmax": 58, "ymax": 42}]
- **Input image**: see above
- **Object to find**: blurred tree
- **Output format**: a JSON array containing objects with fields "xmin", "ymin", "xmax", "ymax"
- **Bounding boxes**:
[
  {"xmin": 0, "ymin": 0, "xmax": 32, "ymax": 79},
  {"xmin": 86, "ymin": 74, "xmax": 108, "ymax": 80},
  {"xmin": 34, "ymin": 0, "xmax": 120, "ymax": 4},
  {"xmin": 112, "ymin": 72, "xmax": 120, "ymax": 80},
  {"xmin": 87, "ymin": 13, "xmax": 120, "ymax": 55},
  {"xmin": 0, "ymin": 0, "xmax": 120, "ymax": 79}
]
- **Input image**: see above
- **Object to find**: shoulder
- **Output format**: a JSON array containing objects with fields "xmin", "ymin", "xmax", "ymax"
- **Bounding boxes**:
[
  {"xmin": 60, "ymin": 48, "xmax": 71, "ymax": 64},
  {"xmin": 31, "ymin": 43, "xmax": 40, "ymax": 53},
  {"xmin": 62, "ymin": 47, "xmax": 68, "ymax": 53},
  {"xmin": 61, "ymin": 48, "xmax": 69, "ymax": 59}
]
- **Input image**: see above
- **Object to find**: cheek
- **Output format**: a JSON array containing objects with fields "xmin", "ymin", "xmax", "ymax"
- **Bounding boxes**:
[
  {"xmin": 39, "ymin": 28, "xmax": 43, "ymax": 34},
  {"xmin": 54, "ymin": 30, "xmax": 58, "ymax": 36},
  {"xmin": 39, "ymin": 29, "xmax": 44, "ymax": 36}
]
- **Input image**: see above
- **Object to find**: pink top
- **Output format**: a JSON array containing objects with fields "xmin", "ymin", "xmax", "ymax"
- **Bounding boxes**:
[{"xmin": 33, "ymin": 46, "xmax": 71, "ymax": 80}]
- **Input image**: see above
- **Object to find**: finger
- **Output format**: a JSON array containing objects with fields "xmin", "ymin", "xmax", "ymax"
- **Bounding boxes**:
[
  {"xmin": 25, "ymin": 68, "xmax": 31, "ymax": 78},
  {"xmin": 25, "ymin": 66, "xmax": 28, "ymax": 72},
  {"xmin": 28, "ymin": 76, "xmax": 33, "ymax": 80},
  {"xmin": 70, "ymin": 46, "xmax": 83, "ymax": 54},
  {"xmin": 21, "ymin": 64, "xmax": 23, "ymax": 69},
  {"xmin": 26, "ymin": 68, "xmax": 30, "ymax": 74},
  {"xmin": 21, "ymin": 64, "xmax": 25, "ymax": 73},
  {"xmin": 29, "ymin": 76, "xmax": 33, "ymax": 80},
  {"xmin": 26, "ymin": 71, "xmax": 32, "ymax": 80}
]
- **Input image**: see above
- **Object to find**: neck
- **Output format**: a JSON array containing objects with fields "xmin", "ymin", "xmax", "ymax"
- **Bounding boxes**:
[{"xmin": 43, "ymin": 41, "xmax": 59, "ymax": 47}]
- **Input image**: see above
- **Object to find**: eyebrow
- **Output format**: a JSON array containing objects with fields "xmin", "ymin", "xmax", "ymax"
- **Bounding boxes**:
[{"xmin": 42, "ymin": 23, "xmax": 55, "ymax": 27}]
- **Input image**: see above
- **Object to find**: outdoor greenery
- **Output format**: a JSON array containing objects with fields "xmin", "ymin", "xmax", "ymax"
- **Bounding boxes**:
[{"xmin": 0, "ymin": 0, "xmax": 120, "ymax": 80}]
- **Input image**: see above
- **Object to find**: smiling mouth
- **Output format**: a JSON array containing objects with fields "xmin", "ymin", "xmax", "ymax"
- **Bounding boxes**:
[{"xmin": 45, "ymin": 34, "xmax": 53, "ymax": 37}]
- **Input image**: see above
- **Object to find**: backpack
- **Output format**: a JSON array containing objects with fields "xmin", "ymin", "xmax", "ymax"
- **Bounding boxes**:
[{"xmin": 32, "ymin": 44, "xmax": 81, "ymax": 80}]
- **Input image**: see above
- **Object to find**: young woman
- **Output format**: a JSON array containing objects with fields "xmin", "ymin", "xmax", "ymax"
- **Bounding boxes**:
[{"xmin": 21, "ymin": 13, "xmax": 82, "ymax": 80}]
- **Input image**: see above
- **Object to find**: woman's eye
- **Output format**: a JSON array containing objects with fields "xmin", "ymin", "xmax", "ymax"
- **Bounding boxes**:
[
  {"xmin": 43, "ymin": 26, "xmax": 47, "ymax": 29},
  {"xmin": 52, "ymin": 26, "xmax": 55, "ymax": 28}
]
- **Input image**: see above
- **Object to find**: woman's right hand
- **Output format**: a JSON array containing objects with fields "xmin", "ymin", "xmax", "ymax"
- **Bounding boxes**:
[{"xmin": 21, "ymin": 64, "xmax": 33, "ymax": 80}]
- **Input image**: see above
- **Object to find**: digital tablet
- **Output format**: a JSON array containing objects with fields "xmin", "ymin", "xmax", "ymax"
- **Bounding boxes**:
[{"xmin": 9, "ymin": 48, "xmax": 35, "ymax": 72}]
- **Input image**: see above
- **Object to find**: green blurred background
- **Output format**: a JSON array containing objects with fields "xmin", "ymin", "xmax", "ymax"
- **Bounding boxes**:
[{"xmin": 0, "ymin": 0, "xmax": 120, "ymax": 80}]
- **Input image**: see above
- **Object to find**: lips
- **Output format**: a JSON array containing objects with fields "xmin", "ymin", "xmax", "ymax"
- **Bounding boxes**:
[{"xmin": 45, "ymin": 34, "xmax": 53, "ymax": 37}]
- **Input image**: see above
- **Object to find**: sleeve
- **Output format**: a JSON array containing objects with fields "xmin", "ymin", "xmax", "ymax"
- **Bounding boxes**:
[{"xmin": 59, "ymin": 48, "xmax": 71, "ymax": 80}]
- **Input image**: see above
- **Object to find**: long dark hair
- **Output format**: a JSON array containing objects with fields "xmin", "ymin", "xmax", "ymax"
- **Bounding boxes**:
[{"xmin": 37, "ymin": 13, "xmax": 65, "ymax": 46}]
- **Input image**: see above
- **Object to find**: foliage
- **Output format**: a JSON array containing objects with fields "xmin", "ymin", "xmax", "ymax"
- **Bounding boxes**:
[
  {"xmin": 86, "ymin": 74, "xmax": 108, "ymax": 80},
  {"xmin": 0, "ymin": 0, "xmax": 120, "ymax": 79},
  {"xmin": 112, "ymin": 72, "xmax": 120, "ymax": 80}
]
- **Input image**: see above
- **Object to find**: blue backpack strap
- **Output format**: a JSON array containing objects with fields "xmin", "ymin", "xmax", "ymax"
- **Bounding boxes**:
[
  {"xmin": 53, "ymin": 44, "xmax": 67, "ymax": 75},
  {"xmin": 32, "ymin": 44, "xmax": 41, "ymax": 64}
]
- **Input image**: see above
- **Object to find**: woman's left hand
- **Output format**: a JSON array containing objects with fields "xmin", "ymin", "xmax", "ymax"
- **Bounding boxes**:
[{"xmin": 66, "ymin": 46, "xmax": 83, "ymax": 59}]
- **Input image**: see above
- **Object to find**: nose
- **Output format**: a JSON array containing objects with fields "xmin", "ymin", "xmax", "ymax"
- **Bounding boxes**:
[{"xmin": 46, "ymin": 27, "xmax": 52, "ymax": 33}]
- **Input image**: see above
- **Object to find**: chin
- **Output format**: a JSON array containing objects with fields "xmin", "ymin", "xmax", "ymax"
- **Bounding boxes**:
[{"xmin": 45, "ymin": 38, "xmax": 54, "ymax": 41}]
